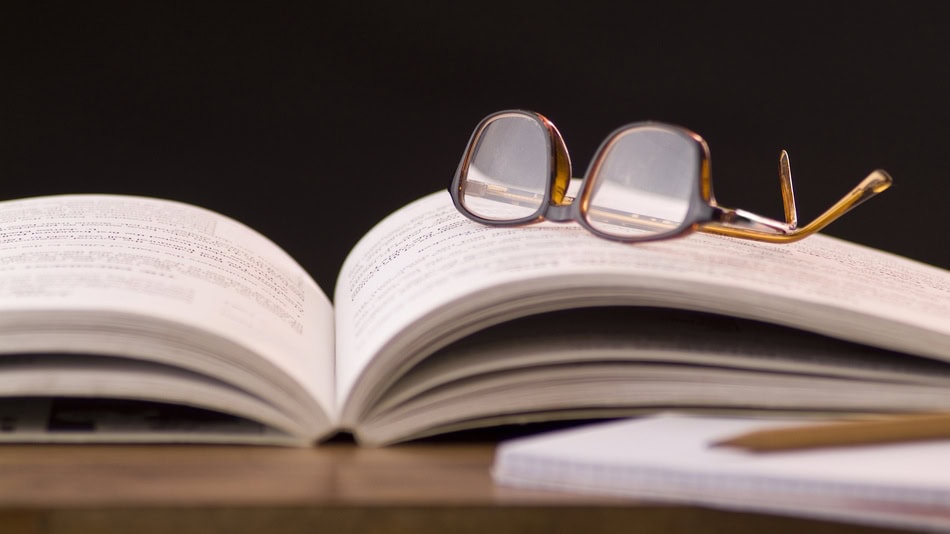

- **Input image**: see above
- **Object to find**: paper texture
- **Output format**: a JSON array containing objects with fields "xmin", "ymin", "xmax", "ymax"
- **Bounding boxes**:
[
  {"xmin": 0, "ymin": 194, "xmax": 335, "ymax": 437},
  {"xmin": 493, "ymin": 414, "xmax": 950, "ymax": 531},
  {"xmin": 335, "ymin": 191, "xmax": 950, "ymax": 425}
]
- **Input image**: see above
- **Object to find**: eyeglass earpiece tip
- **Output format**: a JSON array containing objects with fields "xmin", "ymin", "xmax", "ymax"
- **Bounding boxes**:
[{"xmin": 867, "ymin": 169, "xmax": 894, "ymax": 193}]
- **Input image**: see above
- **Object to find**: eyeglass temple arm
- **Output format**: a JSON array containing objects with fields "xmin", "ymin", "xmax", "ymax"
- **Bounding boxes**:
[
  {"xmin": 699, "ymin": 151, "xmax": 893, "ymax": 243},
  {"xmin": 778, "ymin": 150, "xmax": 798, "ymax": 229}
]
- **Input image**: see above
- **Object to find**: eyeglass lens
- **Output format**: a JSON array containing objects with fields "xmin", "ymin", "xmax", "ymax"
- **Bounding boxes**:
[
  {"xmin": 584, "ymin": 127, "xmax": 698, "ymax": 238},
  {"xmin": 461, "ymin": 115, "xmax": 700, "ymax": 239},
  {"xmin": 462, "ymin": 114, "xmax": 550, "ymax": 221}
]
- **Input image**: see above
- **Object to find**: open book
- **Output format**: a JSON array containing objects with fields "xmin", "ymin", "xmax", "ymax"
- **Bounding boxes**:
[{"xmin": 0, "ymin": 191, "xmax": 948, "ymax": 446}]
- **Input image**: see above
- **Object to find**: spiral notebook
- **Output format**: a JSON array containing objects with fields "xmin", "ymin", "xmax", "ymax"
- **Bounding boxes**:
[{"xmin": 492, "ymin": 414, "xmax": 950, "ymax": 532}]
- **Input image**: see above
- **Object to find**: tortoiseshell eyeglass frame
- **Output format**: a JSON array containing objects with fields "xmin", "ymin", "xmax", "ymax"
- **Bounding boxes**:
[{"xmin": 450, "ymin": 109, "xmax": 893, "ymax": 244}]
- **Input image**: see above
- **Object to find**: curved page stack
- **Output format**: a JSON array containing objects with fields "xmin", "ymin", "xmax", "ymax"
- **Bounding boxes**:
[{"xmin": 0, "ymin": 191, "xmax": 947, "ymax": 446}]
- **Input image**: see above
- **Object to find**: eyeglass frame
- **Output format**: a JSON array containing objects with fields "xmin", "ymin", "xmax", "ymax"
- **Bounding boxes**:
[{"xmin": 449, "ymin": 109, "xmax": 893, "ymax": 244}]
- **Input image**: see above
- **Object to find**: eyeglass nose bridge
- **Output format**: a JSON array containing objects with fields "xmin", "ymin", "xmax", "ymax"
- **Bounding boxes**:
[
  {"xmin": 544, "ymin": 204, "xmax": 575, "ymax": 223},
  {"xmin": 542, "ymin": 178, "xmax": 582, "ymax": 224}
]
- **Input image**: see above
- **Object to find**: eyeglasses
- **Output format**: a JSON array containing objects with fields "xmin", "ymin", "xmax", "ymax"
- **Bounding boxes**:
[{"xmin": 449, "ymin": 109, "xmax": 893, "ymax": 243}]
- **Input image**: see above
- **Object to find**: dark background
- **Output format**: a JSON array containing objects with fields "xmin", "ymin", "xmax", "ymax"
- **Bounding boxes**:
[{"xmin": 3, "ymin": 2, "xmax": 948, "ymax": 299}]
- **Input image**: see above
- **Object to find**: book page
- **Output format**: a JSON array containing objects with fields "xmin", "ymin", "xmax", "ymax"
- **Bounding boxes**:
[
  {"xmin": 334, "ymin": 191, "xmax": 950, "ymax": 422},
  {"xmin": 354, "ymin": 308, "xmax": 950, "ymax": 445},
  {"xmin": 0, "ymin": 354, "xmax": 309, "ymax": 445},
  {"xmin": 0, "ymin": 195, "xmax": 335, "ymax": 422},
  {"xmin": 371, "ymin": 307, "xmax": 950, "ymax": 417}
]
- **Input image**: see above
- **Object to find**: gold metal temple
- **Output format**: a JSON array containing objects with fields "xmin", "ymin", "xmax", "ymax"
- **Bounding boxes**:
[
  {"xmin": 778, "ymin": 150, "xmax": 798, "ymax": 229},
  {"xmin": 700, "ymin": 167, "xmax": 893, "ymax": 243}
]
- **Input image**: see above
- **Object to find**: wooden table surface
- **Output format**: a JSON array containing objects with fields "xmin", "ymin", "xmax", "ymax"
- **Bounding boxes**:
[{"xmin": 0, "ymin": 442, "xmax": 908, "ymax": 534}]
